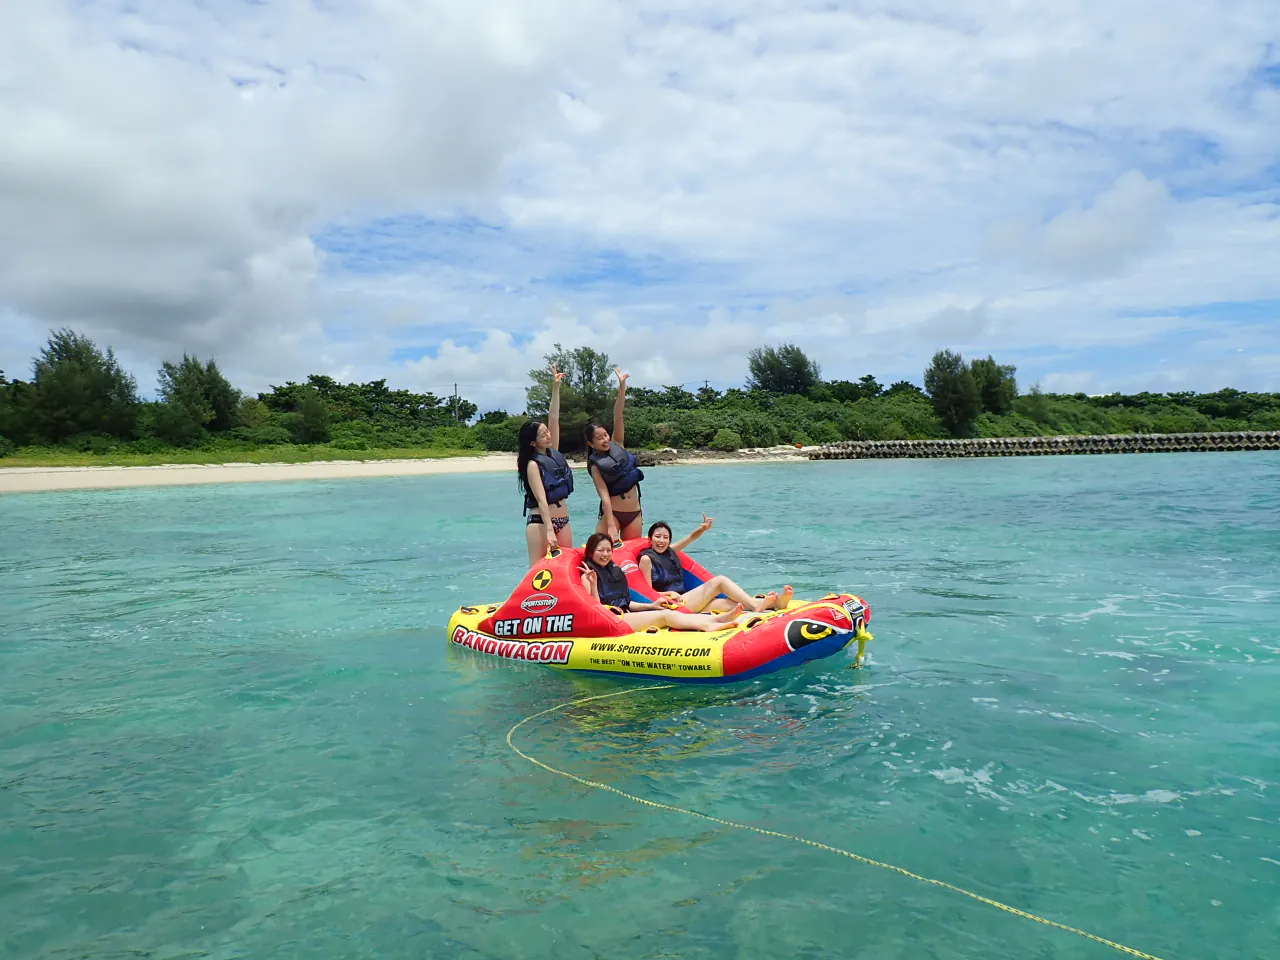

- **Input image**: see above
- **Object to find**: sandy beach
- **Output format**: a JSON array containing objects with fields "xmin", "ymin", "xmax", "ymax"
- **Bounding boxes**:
[
  {"xmin": 0, "ymin": 449, "xmax": 810, "ymax": 494},
  {"xmin": 0, "ymin": 454, "xmax": 520, "ymax": 494}
]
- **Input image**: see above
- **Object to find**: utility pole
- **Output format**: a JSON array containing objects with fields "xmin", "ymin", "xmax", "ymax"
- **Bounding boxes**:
[{"xmin": 452, "ymin": 383, "xmax": 459, "ymax": 423}]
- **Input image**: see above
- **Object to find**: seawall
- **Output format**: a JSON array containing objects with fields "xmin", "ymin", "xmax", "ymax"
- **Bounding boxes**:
[{"xmin": 809, "ymin": 431, "xmax": 1280, "ymax": 460}]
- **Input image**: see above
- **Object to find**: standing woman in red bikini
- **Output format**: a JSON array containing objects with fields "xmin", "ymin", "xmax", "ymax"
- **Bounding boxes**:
[
  {"xmin": 517, "ymin": 364, "xmax": 575, "ymax": 566},
  {"xmin": 585, "ymin": 367, "xmax": 646, "ymax": 542}
]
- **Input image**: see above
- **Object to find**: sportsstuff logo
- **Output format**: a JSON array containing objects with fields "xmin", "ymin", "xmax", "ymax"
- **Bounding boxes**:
[
  {"xmin": 620, "ymin": 562, "xmax": 639, "ymax": 573},
  {"xmin": 451, "ymin": 626, "xmax": 573, "ymax": 664},
  {"xmin": 842, "ymin": 596, "xmax": 868, "ymax": 630},
  {"xmin": 521, "ymin": 593, "xmax": 558, "ymax": 613}
]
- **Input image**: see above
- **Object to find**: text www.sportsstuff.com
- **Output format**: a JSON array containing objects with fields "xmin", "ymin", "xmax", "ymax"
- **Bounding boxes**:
[{"xmin": 589, "ymin": 641, "xmax": 711, "ymax": 658}]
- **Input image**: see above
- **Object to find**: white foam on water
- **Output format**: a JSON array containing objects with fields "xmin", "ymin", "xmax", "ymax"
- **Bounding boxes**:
[
  {"xmin": 1062, "ymin": 595, "xmax": 1133, "ymax": 623},
  {"xmin": 1071, "ymin": 787, "xmax": 1184, "ymax": 806},
  {"xmin": 929, "ymin": 763, "xmax": 1009, "ymax": 803}
]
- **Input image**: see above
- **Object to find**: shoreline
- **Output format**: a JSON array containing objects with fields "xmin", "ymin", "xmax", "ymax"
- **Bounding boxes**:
[{"xmin": 0, "ymin": 449, "xmax": 811, "ymax": 494}]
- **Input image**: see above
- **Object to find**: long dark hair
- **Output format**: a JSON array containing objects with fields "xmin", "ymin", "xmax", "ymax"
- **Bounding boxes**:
[
  {"xmin": 583, "ymin": 422, "xmax": 608, "ymax": 449},
  {"xmin": 516, "ymin": 420, "xmax": 543, "ymax": 501},
  {"xmin": 584, "ymin": 532, "xmax": 613, "ymax": 566}
]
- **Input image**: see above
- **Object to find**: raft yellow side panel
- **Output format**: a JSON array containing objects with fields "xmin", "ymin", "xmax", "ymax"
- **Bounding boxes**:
[{"xmin": 447, "ymin": 606, "xmax": 727, "ymax": 678}]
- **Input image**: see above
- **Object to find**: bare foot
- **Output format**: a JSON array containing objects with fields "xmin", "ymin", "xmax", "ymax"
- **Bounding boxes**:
[
  {"xmin": 776, "ymin": 585, "xmax": 794, "ymax": 610},
  {"xmin": 711, "ymin": 603, "xmax": 744, "ymax": 624},
  {"xmin": 752, "ymin": 592, "xmax": 779, "ymax": 613}
]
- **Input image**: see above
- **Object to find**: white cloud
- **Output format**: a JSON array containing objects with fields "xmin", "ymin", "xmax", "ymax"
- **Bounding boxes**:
[
  {"xmin": 1, "ymin": 0, "xmax": 1279, "ymax": 406},
  {"xmin": 1040, "ymin": 371, "xmax": 1096, "ymax": 395},
  {"xmin": 0, "ymin": 0, "xmax": 606, "ymax": 373},
  {"xmin": 986, "ymin": 171, "xmax": 1172, "ymax": 279}
]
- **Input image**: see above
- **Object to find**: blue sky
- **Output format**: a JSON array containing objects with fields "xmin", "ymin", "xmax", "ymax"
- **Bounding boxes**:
[{"xmin": 1, "ymin": 0, "xmax": 1278, "ymax": 413}]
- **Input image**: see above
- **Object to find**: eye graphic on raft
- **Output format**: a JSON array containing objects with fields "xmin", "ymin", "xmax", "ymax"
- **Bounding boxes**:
[
  {"xmin": 531, "ymin": 569, "xmax": 553, "ymax": 591},
  {"xmin": 785, "ymin": 619, "xmax": 838, "ymax": 650}
]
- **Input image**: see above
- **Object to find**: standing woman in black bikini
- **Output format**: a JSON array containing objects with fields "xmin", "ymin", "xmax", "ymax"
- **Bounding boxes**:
[
  {"xmin": 517, "ymin": 364, "xmax": 575, "ymax": 566},
  {"xmin": 585, "ymin": 367, "xmax": 646, "ymax": 542}
]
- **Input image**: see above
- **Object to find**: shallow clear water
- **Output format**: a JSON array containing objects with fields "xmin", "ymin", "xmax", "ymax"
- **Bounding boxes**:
[{"xmin": 2, "ymin": 454, "xmax": 1278, "ymax": 960}]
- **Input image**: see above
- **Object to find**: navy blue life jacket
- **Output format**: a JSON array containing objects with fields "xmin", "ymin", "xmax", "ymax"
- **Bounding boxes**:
[
  {"xmin": 640, "ymin": 547, "xmax": 684, "ymax": 593},
  {"xmin": 587, "ymin": 442, "xmax": 644, "ymax": 497},
  {"xmin": 525, "ymin": 448, "xmax": 574, "ymax": 511},
  {"xmin": 591, "ymin": 560, "xmax": 631, "ymax": 610}
]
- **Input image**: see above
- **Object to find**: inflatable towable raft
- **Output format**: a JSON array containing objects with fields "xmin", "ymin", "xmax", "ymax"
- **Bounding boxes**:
[{"xmin": 447, "ymin": 539, "xmax": 872, "ymax": 683}]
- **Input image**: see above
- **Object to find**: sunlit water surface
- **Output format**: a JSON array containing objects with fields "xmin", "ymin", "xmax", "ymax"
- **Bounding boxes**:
[{"xmin": 2, "ymin": 454, "xmax": 1278, "ymax": 959}]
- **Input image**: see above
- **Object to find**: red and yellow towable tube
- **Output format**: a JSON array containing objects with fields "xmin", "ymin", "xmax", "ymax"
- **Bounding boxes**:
[{"xmin": 446, "ymin": 539, "xmax": 872, "ymax": 683}]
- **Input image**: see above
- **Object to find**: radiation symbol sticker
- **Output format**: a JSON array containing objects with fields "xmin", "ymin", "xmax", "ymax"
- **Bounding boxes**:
[
  {"xmin": 784, "ymin": 618, "xmax": 838, "ymax": 651},
  {"xmin": 531, "ymin": 569, "xmax": 554, "ymax": 591}
]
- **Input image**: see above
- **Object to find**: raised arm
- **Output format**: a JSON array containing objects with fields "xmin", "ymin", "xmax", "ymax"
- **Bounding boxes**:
[
  {"xmin": 611, "ymin": 367, "xmax": 629, "ymax": 448},
  {"xmin": 672, "ymin": 514, "xmax": 713, "ymax": 554},
  {"xmin": 579, "ymin": 562, "xmax": 600, "ymax": 600},
  {"xmin": 549, "ymin": 362, "xmax": 564, "ymax": 449}
]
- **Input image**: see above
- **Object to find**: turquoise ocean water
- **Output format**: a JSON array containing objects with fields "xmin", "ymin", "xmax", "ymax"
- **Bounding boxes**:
[{"xmin": 2, "ymin": 454, "xmax": 1278, "ymax": 960}]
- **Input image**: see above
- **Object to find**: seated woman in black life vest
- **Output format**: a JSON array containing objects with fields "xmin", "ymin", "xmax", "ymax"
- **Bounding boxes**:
[
  {"xmin": 517, "ymin": 363, "xmax": 575, "ymax": 566},
  {"xmin": 639, "ymin": 517, "xmax": 794, "ymax": 613},
  {"xmin": 579, "ymin": 533, "xmax": 742, "ymax": 632},
  {"xmin": 585, "ymin": 367, "xmax": 645, "ymax": 541}
]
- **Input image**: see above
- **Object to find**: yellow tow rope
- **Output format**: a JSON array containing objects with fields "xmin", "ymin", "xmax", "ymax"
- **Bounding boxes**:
[{"xmin": 507, "ymin": 684, "xmax": 1171, "ymax": 960}]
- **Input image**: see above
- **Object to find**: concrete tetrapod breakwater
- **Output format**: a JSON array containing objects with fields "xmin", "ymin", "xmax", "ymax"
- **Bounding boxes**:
[{"xmin": 809, "ymin": 431, "xmax": 1280, "ymax": 460}]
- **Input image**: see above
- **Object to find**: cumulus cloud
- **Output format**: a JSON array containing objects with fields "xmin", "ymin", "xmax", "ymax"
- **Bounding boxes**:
[
  {"xmin": 395, "ymin": 295, "xmax": 876, "ymax": 414},
  {"xmin": 986, "ymin": 171, "xmax": 1172, "ymax": 279},
  {"xmin": 1, "ymin": 0, "xmax": 1279, "ymax": 402},
  {"xmin": 0, "ymin": 0, "xmax": 609, "ymax": 373},
  {"xmin": 1040, "ymin": 371, "xmax": 1097, "ymax": 394}
]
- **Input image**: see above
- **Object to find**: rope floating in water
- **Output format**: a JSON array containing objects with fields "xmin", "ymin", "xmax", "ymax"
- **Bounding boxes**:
[{"xmin": 507, "ymin": 684, "xmax": 1171, "ymax": 960}]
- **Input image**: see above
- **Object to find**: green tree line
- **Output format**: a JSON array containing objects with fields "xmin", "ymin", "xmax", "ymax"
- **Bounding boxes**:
[
  {"xmin": 0, "ymin": 330, "xmax": 482, "ymax": 459},
  {"xmin": 2, "ymin": 330, "xmax": 1278, "ymax": 462}
]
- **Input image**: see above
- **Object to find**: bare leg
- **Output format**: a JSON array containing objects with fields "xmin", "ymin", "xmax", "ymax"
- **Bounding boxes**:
[
  {"xmin": 525, "ymin": 524, "xmax": 548, "ymax": 567},
  {"xmin": 555, "ymin": 521, "xmax": 575, "ymax": 550},
  {"xmin": 754, "ymin": 585, "xmax": 795, "ymax": 611},
  {"xmin": 623, "ymin": 604, "xmax": 742, "ymax": 632},
  {"xmin": 681, "ymin": 575, "xmax": 769, "ymax": 613},
  {"xmin": 618, "ymin": 513, "xmax": 644, "ymax": 541},
  {"xmin": 710, "ymin": 604, "xmax": 744, "ymax": 622}
]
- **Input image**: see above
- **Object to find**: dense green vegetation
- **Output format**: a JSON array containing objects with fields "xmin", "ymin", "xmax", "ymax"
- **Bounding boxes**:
[
  {"xmin": 1, "ymin": 330, "xmax": 1278, "ymax": 465},
  {"xmin": 0, "ymin": 329, "xmax": 487, "ymax": 463}
]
